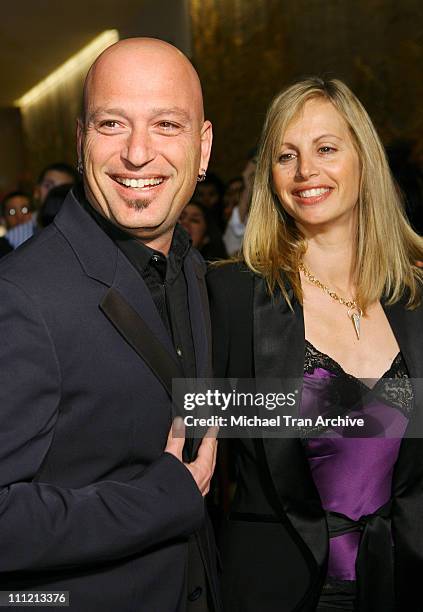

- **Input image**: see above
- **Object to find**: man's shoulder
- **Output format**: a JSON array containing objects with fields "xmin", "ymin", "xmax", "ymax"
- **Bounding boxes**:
[{"xmin": 0, "ymin": 222, "xmax": 77, "ymax": 294}]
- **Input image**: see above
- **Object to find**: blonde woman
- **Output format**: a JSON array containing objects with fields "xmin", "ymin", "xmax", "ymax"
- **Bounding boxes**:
[{"xmin": 208, "ymin": 78, "xmax": 423, "ymax": 611}]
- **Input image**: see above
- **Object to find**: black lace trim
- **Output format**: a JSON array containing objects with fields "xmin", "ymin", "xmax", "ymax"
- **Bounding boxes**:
[{"xmin": 298, "ymin": 341, "xmax": 413, "ymax": 438}]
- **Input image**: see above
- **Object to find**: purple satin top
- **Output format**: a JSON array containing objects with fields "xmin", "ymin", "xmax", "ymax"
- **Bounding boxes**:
[{"xmin": 300, "ymin": 341, "xmax": 411, "ymax": 581}]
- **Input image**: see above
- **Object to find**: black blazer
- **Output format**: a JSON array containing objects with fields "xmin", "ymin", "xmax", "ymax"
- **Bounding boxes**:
[
  {"xmin": 207, "ymin": 262, "xmax": 423, "ymax": 612},
  {"xmin": 0, "ymin": 191, "xmax": 220, "ymax": 612}
]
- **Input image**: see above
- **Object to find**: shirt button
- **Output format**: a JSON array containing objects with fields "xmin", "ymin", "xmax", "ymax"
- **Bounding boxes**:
[{"xmin": 176, "ymin": 347, "xmax": 183, "ymax": 357}]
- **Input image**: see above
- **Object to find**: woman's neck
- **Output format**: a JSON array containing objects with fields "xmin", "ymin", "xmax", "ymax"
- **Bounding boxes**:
[{"xmin": 300, "ymin": 222, "xmax": 357, "ymax": 298}]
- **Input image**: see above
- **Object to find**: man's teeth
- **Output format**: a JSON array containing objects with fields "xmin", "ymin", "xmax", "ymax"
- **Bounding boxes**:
[
  {"xmin": 115, "ymin": 177, "xmax": 164, "ymax": 188},
  {"xmin": 297, "ymin": 187, "xmax": 330, "ymax": 198}
]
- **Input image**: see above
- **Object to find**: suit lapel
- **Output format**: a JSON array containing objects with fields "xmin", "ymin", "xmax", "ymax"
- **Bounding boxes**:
[
  {"xmin": 384, "ymin": 297, "xmax": 423, "ymax": 438},
  {"xmin": 55, "ymin": 192, "xmax": 183, "ymax": 390},
  {"xmin": 100, "ymin": 286, "xmax": 182, "ymax": 395},
  {"xmin": 184, "ymin": 255, "xmax": 211, "ymax": 379},
  {"xmin": 111, "ymin": 250, "xmax": 177, "ymax": 357},
  {"xmin": 184, "ymin": 254, "xmax": 213, "ymax": 457},
  {"xmin": 383, "ymin": 297, "xmax": 423, "ymax": 378},
  {"xmin": 384, "ymin": 297, "xmax": 423, "ymax": 493},
  {"xmin": 101, "ymin": 249, "xmax": 186, "ymax": 393},
  {"xmin": 253, "ymin": 276, "xmax": 327, "ymax": 569}
]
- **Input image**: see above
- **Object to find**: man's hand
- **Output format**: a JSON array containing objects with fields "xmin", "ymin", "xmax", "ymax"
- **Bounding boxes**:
[{"xmin": 165, "ymin": 419, "xmax": 218, "ymax": 496}]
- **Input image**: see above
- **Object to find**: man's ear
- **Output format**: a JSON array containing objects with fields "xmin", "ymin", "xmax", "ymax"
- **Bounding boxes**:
[{"xmin": 199, "ymin": 120, "xmax": 213, "ymax": 173}]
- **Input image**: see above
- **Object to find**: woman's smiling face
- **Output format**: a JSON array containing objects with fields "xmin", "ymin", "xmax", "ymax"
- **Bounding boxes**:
[{"xmin": 272, "ymin": 97, "xmax": 361, "ymax": 233}]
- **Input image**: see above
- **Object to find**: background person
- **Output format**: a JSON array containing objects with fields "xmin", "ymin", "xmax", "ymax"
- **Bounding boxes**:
[
  {"xmin": 37, "ymin": 183, "xmax": 74, "ymax": 228},
  {"xmin": 34, "ymin": 162, "xmax": 79, "ymax": 209},
  {"xmin": 1, "ymin": 191, "xmax": 32, "ymax": 230},
  {"xmin": 208, "ymin": 77, "xmax": 423, "ymax": 612},
  {"xmin": 5, "ymin": 162, "xmax": 78, "ymax": 249},
  {"xmin": 222, "ymin": 152, "xmax": 256, "ymax": 255},
  {"xmin": 180, "ymin": 201, "xmax": 227, "ymax": 261},
  {"xmin": 222, "ymin": 176, "xmax": 244, "ymax": 225}
]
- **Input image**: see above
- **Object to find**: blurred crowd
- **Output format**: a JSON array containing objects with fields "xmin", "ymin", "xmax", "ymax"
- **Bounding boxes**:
[
  {"xmin": 1, "ymin": 138, "xmax": 422, "ymax": 260},
  {"xmin": 0, "ymin": 163, "xmax": 78, "ymax": 256}
]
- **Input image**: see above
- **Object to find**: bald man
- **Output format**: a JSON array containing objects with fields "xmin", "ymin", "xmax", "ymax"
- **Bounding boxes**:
[{"xmin": 0, "ymin": 39, "xmax": 221, "ymax": 612}]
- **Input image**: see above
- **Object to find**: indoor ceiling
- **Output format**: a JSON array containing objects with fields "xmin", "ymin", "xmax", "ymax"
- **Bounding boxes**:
[{"xmin": 0, "ymin": 0, "xmax": 171, "ymax": 108}]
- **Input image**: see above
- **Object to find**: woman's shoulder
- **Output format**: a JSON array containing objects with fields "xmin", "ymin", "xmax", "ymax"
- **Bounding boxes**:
[{"xmin": 207, "ymin": 259, "xmax": 255, "ymax": 293}]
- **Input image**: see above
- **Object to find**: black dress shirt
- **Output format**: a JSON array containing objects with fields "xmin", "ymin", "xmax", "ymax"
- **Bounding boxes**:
[
  {"xmin": 78, "ymin": 188, "xmax": 197, "ymax": 378},
  {"xmin": 77, "ymin": 188, "xmax": 212, "ymax": 612}
]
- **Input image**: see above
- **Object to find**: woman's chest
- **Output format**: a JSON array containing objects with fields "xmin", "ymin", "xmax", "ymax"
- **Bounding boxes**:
[{"xmin": 302, "ymin": 298, "xmax": 400, "ymax": 379}]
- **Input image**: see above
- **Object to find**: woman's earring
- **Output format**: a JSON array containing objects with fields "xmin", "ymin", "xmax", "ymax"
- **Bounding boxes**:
[{"xmin": 77, "ymin": 158, "xmax": 84, "ymax": 175}]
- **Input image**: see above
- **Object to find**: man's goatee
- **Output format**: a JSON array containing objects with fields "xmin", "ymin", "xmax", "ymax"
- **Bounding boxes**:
[{"xmin": 127, "ymin": 198, "xmax": 150, "ymax": 210}]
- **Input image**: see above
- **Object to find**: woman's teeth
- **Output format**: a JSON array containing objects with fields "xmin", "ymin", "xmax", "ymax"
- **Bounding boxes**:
[{"xmin": 297, "ymin": 187, "xmax": 330, "ymax": 198}]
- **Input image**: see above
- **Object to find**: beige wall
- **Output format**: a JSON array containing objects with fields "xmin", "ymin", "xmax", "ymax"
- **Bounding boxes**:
[
  {"xmin": 19, "ymin": 67, "xmax": 85, "ymax": 182},
  {"xmin": 190, "ymin": 0, "xmax": 423, "ymax": 181},
  {"xmin": 14, "ymin": 0, "xmax": 191, "ymax": 186}
]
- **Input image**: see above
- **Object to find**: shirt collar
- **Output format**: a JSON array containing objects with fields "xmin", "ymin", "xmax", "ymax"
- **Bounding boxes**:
[{"xmin": 76, "ymin": 184, "xmax": 191, "ymax": 280}]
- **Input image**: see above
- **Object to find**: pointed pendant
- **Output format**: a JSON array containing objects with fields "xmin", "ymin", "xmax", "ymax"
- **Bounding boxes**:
[{"xmin": 351, "ymin": 312, "xmax": 361, "ymax": 340}]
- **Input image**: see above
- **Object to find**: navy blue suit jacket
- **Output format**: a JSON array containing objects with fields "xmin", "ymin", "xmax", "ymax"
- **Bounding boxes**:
[{"xmin": 0, "ymin": 191, "xmax": 218, "ymax": 611}]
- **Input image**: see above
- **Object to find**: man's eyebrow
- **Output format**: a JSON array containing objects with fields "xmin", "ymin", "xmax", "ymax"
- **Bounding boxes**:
[
  {"xmin": 149, "ymin": 107, "xmax": 191, "ymax": 122},
  {"xmin": 87, "ymin": 107, "xmax": 130, "ymax": 122},
  {"xmin": 87, "ymin": 107, "xmax": 192, "ymax": 124}
]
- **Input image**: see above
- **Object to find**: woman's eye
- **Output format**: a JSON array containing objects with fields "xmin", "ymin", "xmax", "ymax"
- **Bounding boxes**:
[
  {"xmin": 278, "ymin": 153, "xmax": 296, "ymax": 163},
  {"xmin": 318, "ymin": 146, "xmax": 336, "ymax": 154}
]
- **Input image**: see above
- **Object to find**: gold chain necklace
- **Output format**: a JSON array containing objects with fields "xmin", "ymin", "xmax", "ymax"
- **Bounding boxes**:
[{"xmin": 298, "ymin": 261, "xmax": 363, "ymax": 340}]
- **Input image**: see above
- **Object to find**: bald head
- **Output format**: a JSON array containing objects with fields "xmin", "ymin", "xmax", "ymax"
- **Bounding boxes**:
[
  {"xmin": 77, "ymin": 36, "xmax": 212, "ymax": 253},
  {"xmin": 82, "ymin": 38, "xmax": 204, "ymax": 127}
]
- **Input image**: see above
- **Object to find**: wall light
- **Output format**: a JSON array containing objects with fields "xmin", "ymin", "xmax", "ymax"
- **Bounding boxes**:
[{"xmin": 15, "ymin": 30, "xmax": 119, "ymax": 109}]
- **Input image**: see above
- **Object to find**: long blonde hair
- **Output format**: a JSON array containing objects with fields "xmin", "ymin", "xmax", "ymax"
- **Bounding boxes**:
[{"xmin": 242, "ymin": 77, "xmax": 423, "ymax": 310}]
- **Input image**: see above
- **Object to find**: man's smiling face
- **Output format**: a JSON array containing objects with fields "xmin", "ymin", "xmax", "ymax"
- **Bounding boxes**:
[{"xmin": 78, "ymin": 39, "xmax": 212, "ymax": 253}]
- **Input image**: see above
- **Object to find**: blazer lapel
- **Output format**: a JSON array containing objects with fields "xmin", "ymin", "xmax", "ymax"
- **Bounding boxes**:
[
  {"xmin": 385, "ymin": 296, "xmax": 423, "ymax": 487},
  {"xmin": 253, "ymin": 276, "xmax": 327, "ymax": 569},
  {"xmin": 184, "ymin": 254, "xmax": 211, "ymax": 379},
  {"xmin": 183, "ymin": 254, "xmax": 213, "ymax": 457},
  {"xmin": 384, "ymin": 296, "xmax": 423, "ymax": 611},
  {"xmin": 100, "ymin": 287, "xmax": 182, "ymax": 395},
  {"xmin": 383, "ymin": 297, "xmax": 423, "ymax": 441},
  {"xmin": 112, "ymin": 250, "xmax": 176, "ymax": 356},
  {"xmin": 101, "ymin": 250, "xmax": 183, "ymax": 389},
  {"xmin": 55, "ymin": 192, "xmax": 183, "ymax": 391},
  {"xmin": 384, "ymin": 297, "xmax": 423, "ymax": 378}
]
